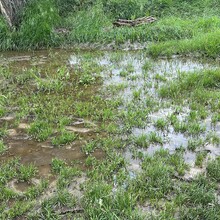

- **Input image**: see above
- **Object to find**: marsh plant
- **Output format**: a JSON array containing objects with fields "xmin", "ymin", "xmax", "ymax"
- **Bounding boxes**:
[
  {"xmin": 17, "ymin": 164, "xmax": 38, "ymax": 182},
  {"xmin": 1, "ymin": 43, "xmax": 220, "ymax": 219},
  {"xmin": 0, "ymin": 140, "xmax": 7, "ymax": 154},
  {"xmin": 51, "ymin": 130, "xmax": 77, "ymax": 146},
  {"xmin": 28, "ymin": 120, "xmax": 53, "ymax": 141}
]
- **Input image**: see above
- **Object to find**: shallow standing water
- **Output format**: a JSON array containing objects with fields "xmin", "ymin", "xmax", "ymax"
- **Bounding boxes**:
[{"xmin": 1, "ymin": 49, "xmax": 220, "ymax": 179}]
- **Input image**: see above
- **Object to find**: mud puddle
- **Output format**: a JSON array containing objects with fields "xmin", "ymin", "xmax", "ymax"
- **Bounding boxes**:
[{"xmin": 0, "ymin": 117, "xmax": 104, "ymax": 177}]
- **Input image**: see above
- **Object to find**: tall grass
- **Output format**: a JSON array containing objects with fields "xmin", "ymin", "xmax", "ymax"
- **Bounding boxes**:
[
  {"xmin": 148, "ymin": 29, "xmax": 220, "ymax": 58},
  {"xmin": 0, "ymin": 0, "xmax": 59, "ymax": 50},
  {"xmin": 1, "ymin": 0, "xmax": 220, "ymax": 55}
]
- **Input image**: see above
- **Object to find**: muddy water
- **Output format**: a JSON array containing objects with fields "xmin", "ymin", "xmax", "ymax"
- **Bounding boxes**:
[
  {"xmin": 1, "ymin": 49, "xmax": 220, "ymax": 180},
  {"xmin": 0, "ymin": 50, "xmax": 105, "ymax": 180},
  {"xmin": 0, "ymin": 119, "xmax": 104, "ymax": 177}
]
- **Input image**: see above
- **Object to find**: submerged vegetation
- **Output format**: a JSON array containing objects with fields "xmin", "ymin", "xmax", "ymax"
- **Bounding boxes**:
[
  {"xmin": 0, "ymin": 0, "xmax": 220, "ymax": 58},
  {"xmin": 1, "ymin": 50, "xmax": 220, "ymax": 218},
  {"xmin": 1, "ymin": 0, "xmax": 220, "ymax": 219}
]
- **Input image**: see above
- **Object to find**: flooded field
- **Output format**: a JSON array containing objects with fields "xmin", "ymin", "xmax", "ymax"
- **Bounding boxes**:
[{"xmin": 1, "ymin": 50, "xmax": 220, "ymax": 219}]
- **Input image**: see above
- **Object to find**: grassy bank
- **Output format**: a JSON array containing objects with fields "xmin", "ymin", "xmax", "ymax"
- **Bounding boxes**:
[{"xmin": 1, "ymin": 0, "xmax": 220, "ymax": 57}]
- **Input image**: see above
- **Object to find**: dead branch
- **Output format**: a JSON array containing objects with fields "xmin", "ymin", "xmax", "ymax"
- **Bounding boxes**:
[{"xmin": 113, "ymin": 16, "xmax": 157, "ymax": 27}]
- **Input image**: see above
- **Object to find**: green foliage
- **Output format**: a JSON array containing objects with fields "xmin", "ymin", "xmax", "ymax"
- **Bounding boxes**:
[
  {"xmin": 1, "ymin": 0, "xmax": 220, "ymax": 54},
  {"xmin": 148, "ymin": 28, "xmax": 220, "ymax": 58},
  {"xmin": 67, "ymin": 4, "xmax": 110, "ymax": 43},
  {"xmin": 144, "ymin": 0, "xmax": 173, "ymax": 17},
  {"xmin": 84, "ymin": 183, "xmax": 136, "ymax": 219},
  {"xmin": 51, "ymin": 131, "xmax": 77, "ymax": 146},
  {"xmin": 207, "ymin": 158, "xmax": 220, "ymax": 181},
  {"xmin": 17, "ymin": 0, "xmax": 59, "ymax": 48},
  {"xmin": 18, "ymin": 164, "xmax": 38, "ymax": 182},
  {"xmin": 102, "ymin": 0, "xmax": 143, "ymax": 19},
  {"xmin": 0, "ymin": 17, "xmax": 13, "ymax": 50},
  {"xmin": 28, "ymin": 120, "xmax": 53, "ymax": 141},
  {"xmin": 0, "ymin": 141, "xmax": 7, "ymax": 155},
  {"xmin": 56, "ymin": 0, "xmax": 93, "ymax": 16},
  {"xmin": 159, "ymin": 69, "xmax": 220, "ymax": 106}
]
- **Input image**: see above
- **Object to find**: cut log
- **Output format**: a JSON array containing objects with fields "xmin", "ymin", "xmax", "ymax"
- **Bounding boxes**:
[
  {"xmin": 113, "ymin": 16, "xmax": 157, "ymax": 27},
  {"xmin": 0, "ymin": 0, "xmax": 28, "ymax": 26}
]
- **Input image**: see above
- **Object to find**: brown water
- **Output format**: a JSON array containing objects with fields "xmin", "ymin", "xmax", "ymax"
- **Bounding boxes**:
[{"xmin": 0, "ymin": 117, "xmax": 104, "ymax": 177}]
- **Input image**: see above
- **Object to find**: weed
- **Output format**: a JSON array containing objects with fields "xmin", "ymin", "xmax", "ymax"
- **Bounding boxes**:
[
  {"xmin": 133, "ymin": 134, "xmax": 149, "ymax": 148},
  {"xmin": 132, "ymin": 89, "xmax": 141, "ymax": 100},
  {"xmin": 24, "ymin": 179, "xmax": 49, "ymax": 199},
  {"xmin": 206, "ymin": 132, "xmax": 220, "ymax": 146},
  {"xmin": 154, "ymin": 118, "xmax": 168, "ymax": 130},
  {"xmin": 0, "ymin": 141, "xmax": 7, "ymax": 154},
  {"xmin": 207, "ymin": 158, "xmax": 220, "ymax": 181},
  {"xmin": 195, "ymin": 151, "xmax": 207, "ymax": 167},
  {"xmin": 211, "ymin": 113, "xmax": 220, "ymax": 126},
  {"xmin": 52, "ymin": 131, "xmax": 77, "ymax": 146},
  {"xmin": 28, "ymin": 120, "xmax": 53, "ymax": 141},
  {"xmin": 119, "ymin": 70, "xmax": 129, "ymax": 77},
  {"xmin": 18, "ymin": 164, "xmax": 38, "ymax": 182},
  {"xmin": 82, "ymin": 141, "xmax": 97, "ymax": 155},
  {"xmin": 187, "ymin": 138, "xmax": 204, "ymax": 151},
  {"xmin": 148, "ymin": 131, "xmax": 164, "ymax": 145},
  {"xmin": 142, "ymin": 60, "xmax": 153, "ymax": 71},
  {"xmin": 51, "ymin": 158, "xmax": 67, "ymax": 174}
]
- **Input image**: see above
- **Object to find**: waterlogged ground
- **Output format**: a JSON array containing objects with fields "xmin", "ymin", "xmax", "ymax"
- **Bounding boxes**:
[{"xmin": 1, "ymin": 50, "xmax": 220, "ymax": 219}]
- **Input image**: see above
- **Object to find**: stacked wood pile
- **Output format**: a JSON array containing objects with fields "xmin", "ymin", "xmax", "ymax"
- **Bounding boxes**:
[
  {"xmin": 0, "ymin": 0, "xmax": 27, "ymax": 26},
  {"xmin": 113, "ymin": 16, "xmax": 156, "ymax": 27}
]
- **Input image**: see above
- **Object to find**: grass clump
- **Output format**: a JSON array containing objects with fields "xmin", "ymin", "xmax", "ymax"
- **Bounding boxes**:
[
  {"xmin": 17, "ymin": 163, "xmax": 38, "ymax": 182},
  {"xmin": 0, "ymin": 141, "xmax": 7, "ymax": 154},
  {"xmin": 28, "ymin": 120, "xmax": 53, "ymax": 141},
  {"xmin": 83, "ymin": 183, "xmax": 137, "ymax": 219},
  {"xmin": 51, "ymin": 131, "xmax": 77, "ymax": 146},
  {"xmin": 159, "ymin": 69, "xmax": 220, "ymax": 109},
  {"xmin": 207, "ymin": 158, "xmax": 220, "ymax": 181}
]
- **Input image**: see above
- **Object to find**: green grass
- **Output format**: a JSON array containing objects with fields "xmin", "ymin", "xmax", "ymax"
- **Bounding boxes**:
[
  {"xmin": 51, "ymin": 130, "xmax": 77, "ymax": 146},
  {"xmin": 0, "ymin": 140, "xmax": 7, "ymax": 154},
  {"xmin": 1, "ymin": 48, "xmax": 220, "ymax": 219},
  {"xmin": 159, "ymin": 69, "xmax": 220, "ymax": 109},
  {"xmin": 0, "ymin": 0, "xmax": 220, "ymax": 58}
]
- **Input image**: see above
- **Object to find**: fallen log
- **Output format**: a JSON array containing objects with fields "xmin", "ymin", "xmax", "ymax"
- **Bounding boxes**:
[{"xmin": 113, "ymin": 16, "xmax": 156, "ymax": 27}]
